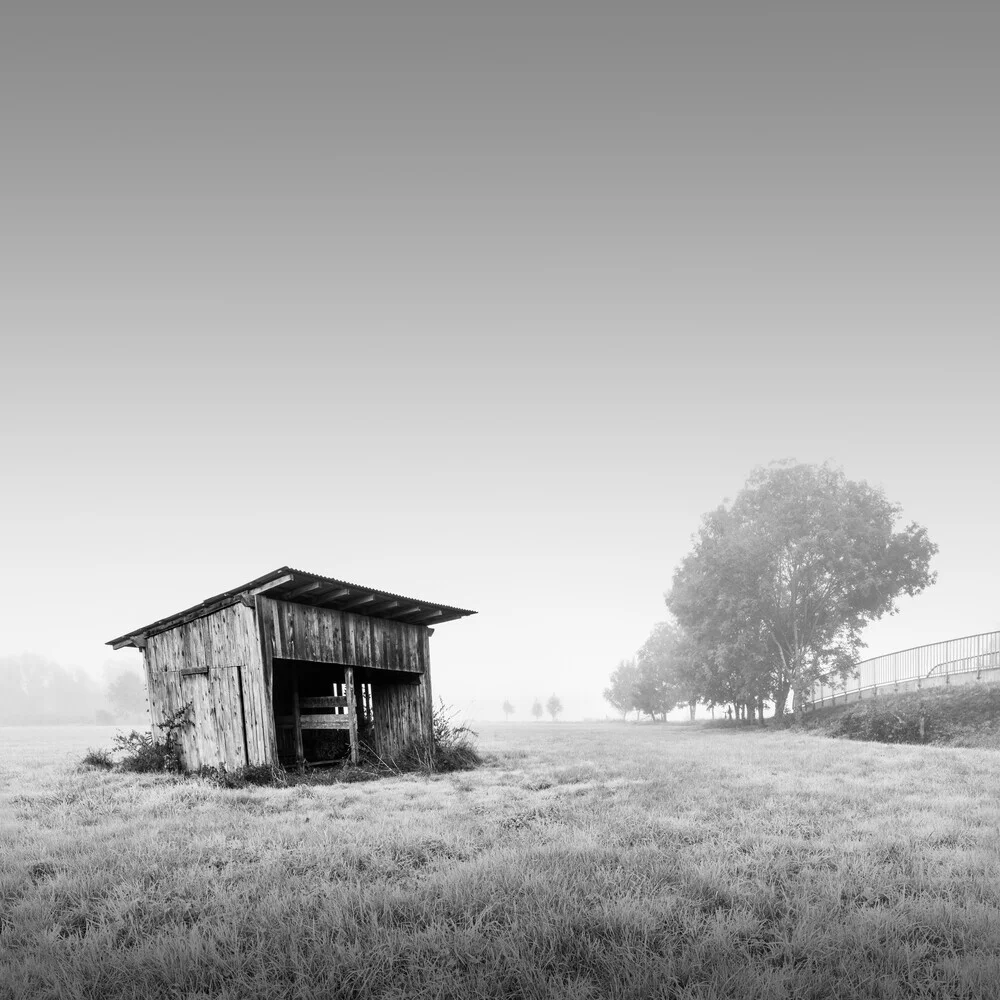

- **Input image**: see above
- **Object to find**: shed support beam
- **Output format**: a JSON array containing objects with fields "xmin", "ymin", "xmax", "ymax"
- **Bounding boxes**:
[
  {"xmin": 340, "ymin": 594, "xmax": 376, "ymax": 611},
  {"xmin": 245, "ymin": 574, "xmax": 295, "ymax": 597},
  {"xmin": 381, "ymin": 605, "xmax": 423, "ymax": 620},
  {"xmin": 409, "ymin": 610, "xmax": 444, "ymax": 624},
  {"xmin": 316, "ymin": 588, "xmax": 350, "ymax": 605},
  {"xmin": 344, "ymin": 666, "xmax": 359, "ymax": 765},
  {"xmin": 292, "ymin": 669, "xmax": 304, "ymax": 771}
]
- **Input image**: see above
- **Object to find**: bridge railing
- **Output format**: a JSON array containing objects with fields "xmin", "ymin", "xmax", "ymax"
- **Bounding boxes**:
[{"xmin": 810, "ymin": 630, "xmax": 1000, "ymax": 707}]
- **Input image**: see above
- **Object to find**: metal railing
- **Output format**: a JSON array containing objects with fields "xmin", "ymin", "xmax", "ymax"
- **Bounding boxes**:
[{"xmin": 811, "ymin": 630, "xmax": 1000, "ymax": 706}]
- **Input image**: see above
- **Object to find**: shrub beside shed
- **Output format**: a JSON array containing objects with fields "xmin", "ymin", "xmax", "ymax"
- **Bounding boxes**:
[{"xmin": 106, "ymin": 567, "xmax": 475, "ymax": 771}]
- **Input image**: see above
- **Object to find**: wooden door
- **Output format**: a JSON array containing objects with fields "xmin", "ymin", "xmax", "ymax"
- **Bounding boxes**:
[
  {"xmin": 170, "ymin": 665, "xmax": 248, "ymax": 770},
  {"xmin": 210, "ymin": 664, "xmax": 249, "ymax": 768}
]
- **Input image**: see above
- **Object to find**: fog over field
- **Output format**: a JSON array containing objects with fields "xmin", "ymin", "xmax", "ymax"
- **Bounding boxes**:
[{"xmin": 1, "ymin": 7, "xmax": 998, "ymax": 721}]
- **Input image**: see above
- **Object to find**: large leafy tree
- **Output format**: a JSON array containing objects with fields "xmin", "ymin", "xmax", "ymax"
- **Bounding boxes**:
[
  {"xmin": 605, "ymin": 628, "xmax": 701, "ymax": 722},
  {"xmin": 668, "ymin": 462, "xmax": 937, "ymax": 717},
  {"xmin": 636, "ymin": 622, "xmax": 696, "ymax": 720},
  {"xmin": 670, "ymin": 555, "xmax": 775, "ymax": 719},
  {"xmin": 603, "ymin": 658, "xmax": 639, "ymax": 720}
]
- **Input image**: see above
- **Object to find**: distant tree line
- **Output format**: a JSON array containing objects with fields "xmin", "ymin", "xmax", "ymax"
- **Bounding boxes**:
[
  {"xmin": 505, "ymin": 696, "xmax": 564, "ymax": 721},
  {"xmin": 605, "ymin": 462, "xmax": 937, "ymax": 724},
  {"xmin": 0, "ymin": 654, "xmax": 147, "ymax": 725}
]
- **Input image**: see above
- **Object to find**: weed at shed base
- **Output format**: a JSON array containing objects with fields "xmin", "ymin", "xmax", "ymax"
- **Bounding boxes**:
[
  {"xmin": 377, "ymin": 700, "xmax": 483, "ymax": 774},
  {"xmin": 77, "ymin": 701, "xmax": 484, "ymax": 786}
]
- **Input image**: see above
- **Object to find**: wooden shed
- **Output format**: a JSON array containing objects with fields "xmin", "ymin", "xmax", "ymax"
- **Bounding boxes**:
[{"xmin": 106, "ymin": 567, "xmax": 475, "ymax": 771}]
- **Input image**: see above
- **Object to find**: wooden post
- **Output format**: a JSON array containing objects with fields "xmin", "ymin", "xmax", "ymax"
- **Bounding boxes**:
[
  {"xmin": 354, "ymin": 677, "xmax": 366, "ymax": 725},
  {"xmin": 236, "ymin": 664, "xmax": 250, "ymax": 767},
  {"xmin": 344, "ymin": 666, "xmax": 359, "ymax": 765},
  {"xmin": 292, "ymin": 669, "xmax": 304, "ymax": 770},
  {"xmin": 254, "ymin": 595, "xmax": 280, "ymax": 767}
]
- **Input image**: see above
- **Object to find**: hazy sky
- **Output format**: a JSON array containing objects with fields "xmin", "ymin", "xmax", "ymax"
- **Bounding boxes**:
[{"xmin": 2, "ymin": 7, "xmax": 997, "ymax": 720}]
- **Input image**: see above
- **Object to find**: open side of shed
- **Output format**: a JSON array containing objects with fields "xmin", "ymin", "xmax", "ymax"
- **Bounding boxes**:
[{"xmin": 106, "ymin": 567, "xmax": 476, "ymax": 771}]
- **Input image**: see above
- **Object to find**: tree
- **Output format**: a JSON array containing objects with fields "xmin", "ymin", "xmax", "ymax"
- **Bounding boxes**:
[
  {"xmin": 671, "ymin": 605, "xmax": 773, "ymax": 723},
  {"xmin": 636, "ymin": 622, "xmax": 697, "ymax": 720},
  {"xmin": 531, "ymin": 698, "xmax": 544, "ymax": 721},
  {"xmin": 668, "ymin": 461, "xmax": 937, "ymax": 720},
  {"xmin": 603, "ymin": 659, "xmax": 639, "ymax": 719},
  {"xmin": 0, "ymin": 654, "xmax": 105, "ymax": 725},
  {"xmin": 502, "ymin": 699, "xmax": 515, "ymax": 721},
  {"xmin": 546, "ymin": 694, "xmax": 563, "ymax": 721},
  {"xmin": 107, "ymin": 670, "xmax": 147, "ymax": 721}
]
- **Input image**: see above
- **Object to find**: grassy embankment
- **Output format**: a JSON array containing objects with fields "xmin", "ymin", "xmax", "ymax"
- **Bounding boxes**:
[
  {"xmin": 3, "ymin": 722, "xmax": 1000, "ymax": 999},
  {"xmin": 806, "ymin": 681, "xmax": 1000, "ymax": 748}
]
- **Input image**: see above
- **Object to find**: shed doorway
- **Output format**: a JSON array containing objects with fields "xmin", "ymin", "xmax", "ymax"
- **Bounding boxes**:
[{"xmin": 271, "ymin": 658, "xmax": 372, "ymax": 768}]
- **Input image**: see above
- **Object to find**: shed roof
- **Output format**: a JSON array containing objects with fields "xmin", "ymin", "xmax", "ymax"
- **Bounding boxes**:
[{"xmin": 106, "ymin": 566, "xmax": 477, "ymax": 649}]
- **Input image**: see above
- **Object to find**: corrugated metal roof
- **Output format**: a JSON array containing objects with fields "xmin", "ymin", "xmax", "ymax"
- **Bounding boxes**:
[{"xmin": 106, "ymin": 566, "xmax": 476, "ymax": 649}]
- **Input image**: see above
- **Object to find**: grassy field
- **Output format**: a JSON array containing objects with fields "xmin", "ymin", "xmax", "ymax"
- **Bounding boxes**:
[{"xmin": 2, "ymin": 723, "xmax": 1000, "ymax": 999}]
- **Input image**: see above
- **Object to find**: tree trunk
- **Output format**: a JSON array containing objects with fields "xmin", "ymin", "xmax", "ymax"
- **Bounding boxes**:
[
  {"xmin": 791, "ymin": 686, "xmax": 807, "ymax": 723},
  {"xmin": 775, "ymin": 680, "xmax": 791, "ymax": 723}
]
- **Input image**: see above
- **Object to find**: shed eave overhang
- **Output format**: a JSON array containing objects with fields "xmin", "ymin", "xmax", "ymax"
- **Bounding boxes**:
[{"xmin": 106, "ymin": 566, "xmax": 476, "ymax": 649}]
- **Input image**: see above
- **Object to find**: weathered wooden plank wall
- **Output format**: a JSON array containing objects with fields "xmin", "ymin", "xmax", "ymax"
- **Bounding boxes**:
[
  {"xmin": 255, "ymin": 597, "xmax": 426, "ymax": 673},
  {"xmin": 143, "ymin": 602, "xmax": 274, "ymax": 770},
  {"xmin": 369, "ymin": 678, "xmax": 426, "ymax": 758},
  {"xmin": 256, "ymin": 596, "xmax": 433, "ymax": 758},
  {"xmin": 369, "ymin": 629, "xmax": 434, "ymax": 758},
  {"xmin": 210, "ymin": 603, "xmax": 275, "ymax": 764}
]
